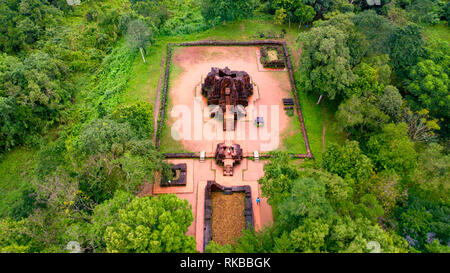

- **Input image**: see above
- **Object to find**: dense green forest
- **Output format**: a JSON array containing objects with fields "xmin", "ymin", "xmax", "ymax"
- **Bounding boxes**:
[{"xmin": 0, "ymin": 0, "xmax": 449, "ymax": 253}]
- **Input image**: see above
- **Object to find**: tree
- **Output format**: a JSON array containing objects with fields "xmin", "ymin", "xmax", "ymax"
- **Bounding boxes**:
[
  {"xmin": 233, "ymin": 227, "xmax": 275, "ymax": 253},
  {"xmin": 126, "ymin": 19, "xmax": 151, "ymax": 63},
  {"xmin": 366, "ymin": 170, "xmax": 404, "ymax": 214},
  {"xmin": 0, "ymin": 51, "xmax": 72, "ymax": 153},
  {"xmin": 411, "ymin": 143, "xmax": 449, "ymax": 203},
  {"xmin": 425, "ymin": 239, "xmax": 450, "ymax": 253},
  {"xmin": 298, "ymin": 25, "xmax": 355, "ymax": 102},
  {"xmin": 297, "ymin": 169, "xmax": 353, "ymax": 211},
  {"xmin": 388, "ymin": 23, "xmax": 425, "ymax": 80},
  {"xmin": 75, "ymin": 118, "xmax": 136, "ymax": 157},
  {"xmin": 327, "ymin": 216, "xmax": 408, "ymax": 253},
  {"xmin": 0, "ymin": 0, "xmax": 61, "ymax": 54},
  {"xmin": 111, "ymin": 101, "xmax": 154, "ymax": 138},
  {"xmin": 0, "ymin": 218, "xmax": 34, "ymax": 253},
  {"xmin": 377, "ymin": 85, "xmax": 403, "ymax": 120},
  {"xmin": 406, "ymin": 0, "xmax": 443, "ymax": 25},
  {"xmin": 206, "ymin": 227, "xmax": 276, "ymax": 253},
  {"xmin": 397, "ymin": 194, "xmax": 450, "ymax": 251},
  {"xmin": 316, "ymin": 12, "xmax": 368, "ymax": 67},
  {"xmin": 403, "ymin": 108, "xmax": 440, "ymax": 142},
  {"xmin": 201, "ymin": 0, "xmax": 255, "ymax": 24},
  {"xmin": 445, "ymin": 2, "xmax": 450, "ymax": 23},
  {"xmin": 13, "ymin": 168, "xmax": 90, "ymax": 253},
  {"xmin": 322, "ymin": 141, "xmax": 375, "ymax": 193},
  {"xmin": 104, "ymin": 194, "xmax": 196, "ymax": 253},
  {"xmin": 274, "ymin": 8, "xmax": 287, "ymax": 25},
  {"xmin": 205, "ymin": 241, "xmax": 234, "ymax": 253},
  {"xmin": 0, "ymin": 96, "xmax": 33, "ymax": 152},
  {"xmin": 383, "ymin": 1, "xmax": 409, "ymax": 26},
  {"xmin": 76, "ymin": 140, "xmax": 168, "ymax": 206},
  {"xmin": 302, "ymin": 0, "xmax": 334, "ymax": 18},
  {"xmin": 289, "ymin": 218, "xmax": 329, "ymax": 252},
  {"xmin": 407, "ymin": 59, "xmax": 449, "ymax": 129},
  {"xmin": 345, "ymin": 62, "xmax": 384, "ymax": 98},
  {"xmin": 120, "ymin": 139, "xmax": 173, "ymax": 189},
  {"xmin": 78, "ymin": 153, "xmax": 126, "ymax": 205},
  {"xmin": 351, "ymin": 194, "xmax": 385, "ymax": 224},
  {"xmin": 361, "ymin": 54, "xmax": 392, "ymax": 86},
  {"xmin": 336, "ymin": 94, "xmax": 389, "ymax": 138},
  {"xmin": 160, "ymin": 0, "xmax": 206, "ymax": 35},
  {"xmin": 366, "ymin": 123, "xmax": 418, "ymax": 178},
  {"xmin": 352, "ymin": 10, "xmax": 397, "ymax": 55},
  {"xmin": 276, "ymin": 177, "xmax": 336, "ymax": 231},
  {"xmin": 270, "ymin": 0, "xmax": 315, "ymax": 27},
  {"xmin": 294, "ymin": 3, "xmax": 316, "ymax": 28},
  {"xmin": 258, "ymin": 151, "xmax": 299, "ymax": 205},
  {"xmin": 89, "ymin": 191, "xmax": 135, "ymax": 252},
  {"xmin": 36, "ymin": 138, "xmax": 66, "ymax": 178}
]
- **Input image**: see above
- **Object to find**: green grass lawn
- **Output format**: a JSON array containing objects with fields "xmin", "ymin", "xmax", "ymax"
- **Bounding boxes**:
[
  {"xmin": 122, "ymin": 43, "xmax": 165, "ymax": 106},
  {"xmin": 280, "ymin": 114, "xmax": 307, "ymax": 154},
  {"xmin": 0, "ymin": 148, "xmax": 38, "ymax": 217},
  {"xmin": 298, "ymin": 90, "xmax": 346, "ymax": 162},
  {"xmin": 423, "ymin": 22, "xmax": 450, "ymax": 43}
]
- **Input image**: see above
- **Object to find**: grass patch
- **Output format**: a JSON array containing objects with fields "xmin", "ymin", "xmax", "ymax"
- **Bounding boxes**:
[
  {"xmin": 122, "ymin": 50, "xmax": 161, "ymax": 105},
  {"xmin": 422, "ymin": 22, "xmax": 450, "ymax": 43},
  {"xmin": 280, "ymin": 115, "xmax": 307, "ymax": 154},
  {"xmin": 0, "ymin": 148, "xmax": 38, "ymax": 217},
  {"xmin": 297, "ymin": 90, "xmax": 346, "ymax": 161},
  {"xmin": 268, "ymin": 50, "xmax": 278, "ymax": 62},
  {"xmin": 297, "ymin": 91, "xmax": 323, "ymax": 158}
]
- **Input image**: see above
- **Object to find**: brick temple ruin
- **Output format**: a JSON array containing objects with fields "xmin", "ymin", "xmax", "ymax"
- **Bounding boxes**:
[
  {"xmin": 201, "ymin": 67, "xmax": 253, "ymax": 131},
  {"xmin": 201, "ymin": 67, "xmax": 252, "ymax": 176}
]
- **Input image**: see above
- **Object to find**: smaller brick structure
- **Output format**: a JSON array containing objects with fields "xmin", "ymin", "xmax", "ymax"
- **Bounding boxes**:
[
  {"xmin": 160, "ymin": 163, "xmax": 187, "ymax": 187},
  {"xmin": 259, "ymin": 45, "xmax": 285, "ymax": 69},
  {"xmin": 214, "ymin": 143, "xmax": 243, "ymax": 176}
]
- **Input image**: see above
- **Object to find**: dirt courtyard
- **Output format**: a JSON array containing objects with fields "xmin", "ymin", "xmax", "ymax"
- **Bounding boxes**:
[
  {"xmin": 162, "ymin": 46, "xmax": 294, "ymax": 154},
  {"xmin": 211, "ymin": 192, "xmax": 246, "ymax": 245}
]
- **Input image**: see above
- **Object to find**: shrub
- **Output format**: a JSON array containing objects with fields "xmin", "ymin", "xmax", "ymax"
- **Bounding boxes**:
[
  {"xmin": 75, "ymin": 118, "xmax": 136, "ymax": 157},
  {"xmin": 111, "ymin": 101, "xmax": 154, "ymax": 139}
]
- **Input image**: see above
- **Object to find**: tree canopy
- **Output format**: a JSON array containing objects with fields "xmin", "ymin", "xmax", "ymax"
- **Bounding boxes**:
[
  {"xmin": 104, "ymin": 194, "xmax": 196, "ymax": 253},
  {"xmin": 298, "ymin": 24, "xmax": 355, "ymax": 101}
]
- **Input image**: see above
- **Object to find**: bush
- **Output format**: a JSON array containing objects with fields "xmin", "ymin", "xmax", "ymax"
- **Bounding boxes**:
[
  {"xmin": 111, "ymin": 101, "xmax": 154, "ymax": 139},
  {"xmin": 36, "ymin": 138, "xmax": 66, "ymax": 177},
  {"xmin": 75, "ymin": 118, "xmax": 136, "ymax": 157}
]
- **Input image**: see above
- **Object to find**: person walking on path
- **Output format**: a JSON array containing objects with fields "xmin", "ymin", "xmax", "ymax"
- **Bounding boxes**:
[{"xmin": 256, "ymin": 197, "xmax": 260, "ymax": 205}]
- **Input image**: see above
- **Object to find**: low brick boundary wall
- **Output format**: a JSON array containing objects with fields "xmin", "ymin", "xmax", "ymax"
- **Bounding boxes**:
[{"xmin": 155, "ymin": 40, "xmax": 313, "ymax": 159}]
